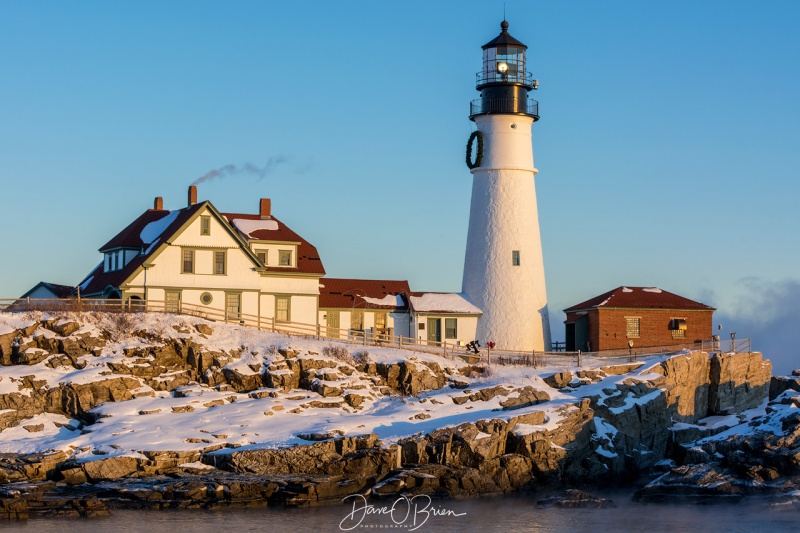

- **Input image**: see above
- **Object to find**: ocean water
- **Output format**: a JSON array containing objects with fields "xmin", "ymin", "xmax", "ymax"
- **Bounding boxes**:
[{"xmin": 3, "ymin": 492, "xmax": 800, "ymax": 533}]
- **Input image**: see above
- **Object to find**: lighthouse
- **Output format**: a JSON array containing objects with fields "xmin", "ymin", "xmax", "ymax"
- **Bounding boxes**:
[{"xmin": 461, "ymin": 20, "xmax": 551, "ymax": 352}]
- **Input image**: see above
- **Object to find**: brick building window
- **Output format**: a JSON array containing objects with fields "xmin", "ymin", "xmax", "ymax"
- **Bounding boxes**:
[
  {"xmin": 626, "ymin": 317, "xmax": 640, "ymax": 338},
  {"xmin": 671, "ymin": 329, "xmax": 686, "ymax": 339}
]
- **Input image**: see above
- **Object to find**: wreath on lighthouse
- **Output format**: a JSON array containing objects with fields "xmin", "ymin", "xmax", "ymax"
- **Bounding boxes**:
[{"xmin": 466, "ymin": 130, "xmax": 484, "ymax": 169}]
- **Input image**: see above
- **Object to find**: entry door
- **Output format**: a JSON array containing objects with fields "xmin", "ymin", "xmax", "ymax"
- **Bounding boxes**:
[
  {"xmin": 427, "ymin": 318, "xmax": 441, "ymax": 343},
  {"xmin": 327, "ymin": 311, "xmax": 340, "ymax": 338},
  {"xmin": 226, "ymin": 293, "xmax": 241, "ymax": 322}
]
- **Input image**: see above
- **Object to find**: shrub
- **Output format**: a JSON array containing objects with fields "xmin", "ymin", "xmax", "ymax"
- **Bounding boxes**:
[
  {"xmin": 322, "ymin": 344, "xmax": 354, "ymax": 365},
  {"xmin": 352, "ymin": 350, "xmax": 370, "ymax": 365}
]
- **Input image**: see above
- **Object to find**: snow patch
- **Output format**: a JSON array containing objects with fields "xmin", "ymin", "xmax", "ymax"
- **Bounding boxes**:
[
  {"xmin": 140, "ymin": 210, "xmax": 180, "ymax": 245},
  {"xmin": 362, "ymin": 295, "xmax": 405, "ymax": 308},
  {"xmin": 232, "ymin": 218, "xmax": 279, "ymax": 236},
  {"xmin": 409, "ymin": 293, "xmax": 482, "ymax": 314}
]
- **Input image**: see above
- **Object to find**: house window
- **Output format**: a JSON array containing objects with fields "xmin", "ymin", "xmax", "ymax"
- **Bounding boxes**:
[
  {"xmin": 275, "ymin": 296, "xmax": 290, "ymax": 322},
  {"xmin": 214, "ymin": 251, "xmax": 226, "ymax": 275},
  {"xmin": 374, "ymin": 312, "xmax": 387, "ymax": 330},
  {"xmin": 182, "ymin": 249, "xmax": 194, "ymax": 273},
  {"xmin": 165, "ymin": 291, "xmax": 181, "ymax": 313},
  {"xmin": 512, "ymin": 250, "xmax": 521, "ymax": 266},
  {"xmin": 445, "ymin": 318, "xmax": 458, "ymax": 339},
  {"xmin": 256, "ymin": 251, "xmax": 267, "ymax": 265},
  {"xmin": 200, "ymin": 216, "xmax": 211, "ymax": 236},
  {"xmin": 226, "ymin": 293, "xmax": 241, "ymax": 321},
  {"xmin": 351, "ymin": 310, "xmax": 364, "ymax": 331},
  {"xmin": 626, "ymin": 317, "xmax": 640, "ymax": 338},
  {"xmin": 279, "ymin": 250, "xmax": 292, "ymax": 266},
  {"xmin": 672, "ymin": 329, "xmax": 686, "ymax": 339}
]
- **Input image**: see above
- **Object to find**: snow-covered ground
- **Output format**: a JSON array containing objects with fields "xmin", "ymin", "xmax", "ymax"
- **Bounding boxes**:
[{"xmin": 0, "ymin": 311, "xmax": 695, "ymax": 464}]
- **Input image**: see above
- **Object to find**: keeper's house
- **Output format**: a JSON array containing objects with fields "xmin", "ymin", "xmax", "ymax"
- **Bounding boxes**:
[
  {"xmin": 76, "ymin": 186, "xmax": 324, "ymax": 326},
  {"xmin": 563, "ymin": 287, "xmax": 715, "ymax": 352}
]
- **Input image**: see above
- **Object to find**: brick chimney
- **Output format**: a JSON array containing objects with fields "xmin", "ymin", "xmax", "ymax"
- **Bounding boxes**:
[
  {"xmin": 259, "ymin": 198, "xmax": 271, "ymax": 219},
  {"xmin": 188, "ymin": 185, "xmax": 197, "ymax": 206},
  {"xmin": 154, "ymin": 196, "xmax": 164, "ymax": 210}
]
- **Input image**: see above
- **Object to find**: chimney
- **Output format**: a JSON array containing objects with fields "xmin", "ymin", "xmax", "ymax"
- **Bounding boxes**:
[
  {"xmin": 188, "ymin": 185, "xmax": 197, "ymax": 206},
  {"xmin": 259, "ymin": 198, "xmax": 271, "ymax": 219},
  {"xmin": 154, "ymin": 196, "xmax": 164, "ymax": 210}
]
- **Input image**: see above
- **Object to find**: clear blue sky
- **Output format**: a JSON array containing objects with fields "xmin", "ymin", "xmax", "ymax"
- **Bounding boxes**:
[{"xmin": 2, "ymin": 1, "xmax": 798, "ymax": 369}]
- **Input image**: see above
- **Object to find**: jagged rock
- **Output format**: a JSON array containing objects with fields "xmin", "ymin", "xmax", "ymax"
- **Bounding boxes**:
[
  {"xmin": 13, "ymin": 348, "xmax": 49, "ymax": 365},
  {"xmin": 80, "ymin": 456, "xmax": 142, "ymax": 481},
  {"xmin": 23, "ymin": 424, "xmax": 44, "ymax": 433},
  {"xmin": 769, "ymin": 376, "xmax": 800, "ymax": 401},
  {"xmin": 543, "ymin": 372, "xmax": 573, "ymax": 389},
  {"xmin": 452, "ymin": 385, "xmax": 511, "ymax": 405},
  {"xmin": 652, "ymin": 351, "xmax": 711, "ymax": 423},
  {"xmin": 266, "ymin": 370, "xmax": 299, "ymax": 390},
  {"xmin": 600, "ymin": 362, "xmax": 645, "ymax": 376},
  {"xmin": 500, "ymin": 387, "xmax": 550, "ymax": 410},
  {"xmin": 344, "ymin": 392, "xmax": 366, "ymax": 408},
  {"xmin": 709, "ymin": 352, "xmax": 771, "ymax": 414},
  {"xmin": 211, "ymin": 434, "xmax": 394, "ymax": 479},
  {"xmin": 195, "ymin": 323, "xmax": 213, "ymax": 335},
  {"xmin": 50, "ymin": 320, "xmax": 81, "ymax": 337}
]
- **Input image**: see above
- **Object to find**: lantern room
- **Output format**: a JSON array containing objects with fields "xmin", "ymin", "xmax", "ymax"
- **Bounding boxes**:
[
  {"xmin": 479, "ymin": 21, "xmax": 529, "ymax": 86},
  {"xmin": 471, "ymin": 20, "xmax": 539, "ymax": 120}
]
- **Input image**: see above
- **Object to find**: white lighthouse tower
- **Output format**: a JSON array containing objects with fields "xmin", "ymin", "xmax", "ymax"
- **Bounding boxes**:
[{"xmin": 462, "ymin": 20, "xmax": 551, "ymax": 352}]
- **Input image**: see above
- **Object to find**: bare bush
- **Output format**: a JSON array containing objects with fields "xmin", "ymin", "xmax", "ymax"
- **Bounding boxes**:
[
  {"xmin": 352, "ymin": 350, "xmax": 370, "ymax": 365},
  {"xmin": 322, "ymin": 344, "xmax": 354, "ymax": 365}
]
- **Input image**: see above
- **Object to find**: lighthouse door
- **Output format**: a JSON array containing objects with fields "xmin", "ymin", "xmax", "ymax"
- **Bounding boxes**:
[{"xmin": 427, "ymin": 318, "xmax": 441, "ymax": 344}]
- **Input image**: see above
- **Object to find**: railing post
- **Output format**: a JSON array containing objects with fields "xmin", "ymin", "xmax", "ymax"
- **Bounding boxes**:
[
  {"xmin": 363, "ymin": 331, "xmax": 367, "ymax": 346},
  {"xmin": 577, "ymin": 350, "xmax": 582, "ymax": 368},
  {"xmin": 271, "ymin": 316, "xmax": 275, "ymax": 332},
  {"xmin": 316, "ymin": 323, "xmax": 320, "ymax": 340}
]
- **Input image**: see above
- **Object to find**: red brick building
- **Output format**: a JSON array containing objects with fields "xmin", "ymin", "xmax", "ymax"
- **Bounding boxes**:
[{"xmin": 563, "ymin": 287, "xmax": 715, "ymax": 352}]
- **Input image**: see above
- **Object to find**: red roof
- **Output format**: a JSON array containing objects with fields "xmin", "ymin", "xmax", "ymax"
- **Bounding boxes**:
[
  {"xmin": 564, "ymin": 287, "xmax": 715, "ymax": 312},
  {"xmin": 221, "ymin": 213, "xmax": 325, "ymax": 275},
  {"xmin": 80, "ymin": 204, "xmax": 205, "ymax": 296},
  {"xmin": 319, "ymin": 278, "xmax": 410, "ymax": 310},
  {"xmin": 79, "ymin": 201, "xmax": 325, "ymax": 296}
]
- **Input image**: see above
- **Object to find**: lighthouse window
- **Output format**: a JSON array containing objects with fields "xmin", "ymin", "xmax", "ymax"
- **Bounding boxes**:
[{"xmin": 512, "ymin": 250, "xmax": 521, "ymax": 266}]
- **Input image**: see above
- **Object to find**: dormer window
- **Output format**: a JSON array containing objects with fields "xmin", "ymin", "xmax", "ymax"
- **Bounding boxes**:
[{"xmin": 279, "ymin": 250, "xmax": 292, "ymax": 266}]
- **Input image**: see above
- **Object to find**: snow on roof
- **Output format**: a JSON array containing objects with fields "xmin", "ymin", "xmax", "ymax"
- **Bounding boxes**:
[
  {"xmin": 642, "ymin": 287, "xmax": 663, "ymax": 293},
  {"xmin": 231, "ymin": 218, "xmax": 279, "ymax": 237},
  {"xmin": 362, "ymin": 295, "xmax": 405, "ymax": 307},
  {"xmin": 79, "ymin": 276, "xmax": 94, "ymax": 292},
  {"xmin": 139, "ymin": 210, "xmax": 180, "ymax": 245},
  {"xmin": 409, "ymin": 293, "xmax": 482, "ymax": 314}
]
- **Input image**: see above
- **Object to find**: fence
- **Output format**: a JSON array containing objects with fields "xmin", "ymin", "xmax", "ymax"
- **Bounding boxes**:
[{"xmin": 0, "ymin": 297, "xmax": 751, "ymax": 369}]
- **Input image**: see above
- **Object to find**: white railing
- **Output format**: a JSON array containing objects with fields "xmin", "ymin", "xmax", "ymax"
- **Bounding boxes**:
[{"xmin": 0, "ymin": 297, "xmax": 751, "ymax": 368}]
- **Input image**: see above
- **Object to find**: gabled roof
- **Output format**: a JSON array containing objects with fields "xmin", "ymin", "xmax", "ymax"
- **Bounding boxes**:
[
  {"xmin": 21, "ymin": 281, "xmax": 75, "ymax": 299},
  {"xmin": 408, "ymin": 292, "xmax": 482, "ymax": 315},
  {"xmin": 319, "ymin": 278, "xmax": 410, "ymax": 310},
  {"xmin": 79, "ymin": 203, "xmax": 207, "ymax": 296},
  {"xmin": 564, "ymin": 287, "xmax": 715, "ymax": 313},
  {"xmin": 222, "ymin": 213, "xmax": 325, "ymax": 276}
]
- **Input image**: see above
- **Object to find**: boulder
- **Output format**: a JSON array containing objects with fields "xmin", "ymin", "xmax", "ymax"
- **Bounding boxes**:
[{"xmin": 543, "ymin": 371, "xmax": 573, "ymax": 389}]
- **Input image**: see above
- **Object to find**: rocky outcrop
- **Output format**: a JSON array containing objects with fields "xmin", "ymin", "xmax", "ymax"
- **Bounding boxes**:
[
  {"xmin": 651, "ymin": 352, "xmax": 711, "ymax": 423},
  {"xmin": 708, "ymin": 352, "xmax": 771, "ymax": 414},
  {"xmin": 210, "ymin": 434, "xmax": 398, "ymax": 484},
  {"xmin": 769, "ymin": 375, "xmax": 800, "ymax": 401}
]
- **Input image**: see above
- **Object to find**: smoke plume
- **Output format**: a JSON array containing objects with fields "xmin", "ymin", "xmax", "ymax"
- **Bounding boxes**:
[{"xmin": 191, "ymin": 157, "xmax": 288, "ymax": 186}]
